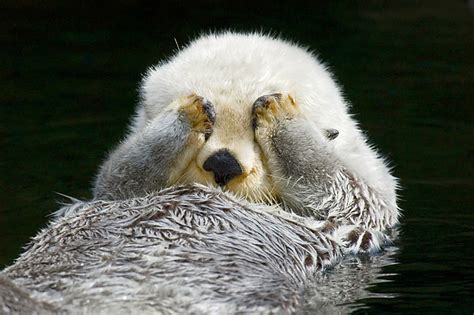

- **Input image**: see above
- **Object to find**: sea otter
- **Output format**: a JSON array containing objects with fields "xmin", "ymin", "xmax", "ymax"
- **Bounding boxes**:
[{"xmin": 1, "ymin": 32, "xmax": 400, "ymax": 314}]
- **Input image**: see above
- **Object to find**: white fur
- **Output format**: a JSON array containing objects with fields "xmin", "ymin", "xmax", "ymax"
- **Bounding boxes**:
[
  {"xmin": 1, "ymin": 33, "xmax": 401, "ymax": 314},
  {"xmin": 139, "ymin": 32, "xmax": 397, "ymax": 211}
]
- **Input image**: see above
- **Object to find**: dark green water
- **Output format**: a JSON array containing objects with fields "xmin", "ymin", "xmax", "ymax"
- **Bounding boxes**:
[{"xmin": 1, "ymin": 1, "xmax": 473, "ymax": 313}]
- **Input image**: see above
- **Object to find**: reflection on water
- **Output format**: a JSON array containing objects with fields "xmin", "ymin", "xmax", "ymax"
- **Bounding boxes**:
[{"xmin": 299, "ymin": 243, "xmax": 400, "ymax": 314}]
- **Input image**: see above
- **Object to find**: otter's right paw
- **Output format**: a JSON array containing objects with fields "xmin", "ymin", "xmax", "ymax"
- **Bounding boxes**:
[
  {"xmin": 251, "ymin": 93, "xmax": 300, "ymax": 132},
  {"xmin": 251, "ymin": 93, "xmax": 302, "ymax": 155},
  {"xmin": 176, "ymin": 94, "xmax": 216, "ymax": 140}
]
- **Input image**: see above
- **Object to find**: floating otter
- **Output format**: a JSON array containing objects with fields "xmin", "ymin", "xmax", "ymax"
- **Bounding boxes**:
[{"xmin": 1, "ymin": 32, "xmax": 399, "ymax": 314}]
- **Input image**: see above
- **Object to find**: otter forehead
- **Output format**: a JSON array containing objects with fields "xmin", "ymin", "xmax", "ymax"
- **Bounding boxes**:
[
  {"xmin": 142, "ymin": 73, "xmax": 290, "ymax": 123},
  {"xmin": 201, "ymin": 98, "xmax": 254, "ymax": 151},
  {"xmin": 139, "ymin": 33, "xmax": 334, "ymax": 123},
  {"xmin": 212, "ymin": 96, "xmax": 252, "ymax": 128}
]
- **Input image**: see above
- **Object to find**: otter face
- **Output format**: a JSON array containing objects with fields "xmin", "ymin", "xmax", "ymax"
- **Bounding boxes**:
[
  {"xmin": 165, "ymin": 94, "xmax": 274, "ymax": 203},
  {"xmin": 162, "ymin": 93, "xmax": 339, "ymax": 204}
]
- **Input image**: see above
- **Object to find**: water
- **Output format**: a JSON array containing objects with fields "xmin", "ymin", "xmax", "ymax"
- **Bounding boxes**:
[{"xmin": 1, "ymin": 1, "xmax": 473, "ymax": 313}]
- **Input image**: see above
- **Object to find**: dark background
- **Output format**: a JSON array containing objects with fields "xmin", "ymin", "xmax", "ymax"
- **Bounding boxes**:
[{"xmin": 1, "ymin": 0, "xmax": 473, "ymax": 313}]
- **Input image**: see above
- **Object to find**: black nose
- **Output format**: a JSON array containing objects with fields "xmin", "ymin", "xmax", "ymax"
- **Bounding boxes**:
[{"xmin": 203, "ymin": 149, "xmax": 243, "ymax": 186}]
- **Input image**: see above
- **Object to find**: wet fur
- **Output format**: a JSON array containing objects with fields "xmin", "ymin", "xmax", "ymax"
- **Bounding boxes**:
[
  {"xmin": 3, "ymin": 185, "xmax": 392, "ymax": 314},
  {"xmin": 1, "ymin": 32, "xmax": 400, "ymax": 314}
]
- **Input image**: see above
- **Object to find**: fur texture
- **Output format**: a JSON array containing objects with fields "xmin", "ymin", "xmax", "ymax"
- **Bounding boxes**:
[
  {"xmin": 137, "ymin": 32, "xmax": 397, "ymax": 205},
  {"xmin": 1, "ymin": 32, "xmax": 400, "ymax": 314},
  {"xmin": 3, "ymin": 185, "xmax": 394, "ymax": 314},
  {"xmin": 94, "ymin": 32, "xmax": 398, "ymax": 228}
]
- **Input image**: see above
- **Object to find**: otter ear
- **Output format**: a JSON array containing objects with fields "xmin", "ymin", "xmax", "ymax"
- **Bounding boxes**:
[{"xmin": 325, "ymin": 128, "xmax": 339, "ymax": 140}]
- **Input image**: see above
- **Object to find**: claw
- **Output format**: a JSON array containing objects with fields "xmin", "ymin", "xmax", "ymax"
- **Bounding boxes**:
[{"xmin": 202, "ymin": 99, "xmax": 216, "ymax": 140}]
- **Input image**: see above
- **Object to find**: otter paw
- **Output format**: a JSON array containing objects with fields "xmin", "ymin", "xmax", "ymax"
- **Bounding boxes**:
[
  {"xmin": 337, "ymin": 226, "xmax": 390, "ymax": 254},
  {"xmin": 177, "ymin": 94, "xmax": 216, "ymax": 140},
  {"xmin": 252, "ymin": 93, "xmax": 300, "ymax": 130}
]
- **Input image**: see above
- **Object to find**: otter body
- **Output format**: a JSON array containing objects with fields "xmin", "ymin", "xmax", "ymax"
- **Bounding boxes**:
[
  {"xmin": 2, "ymin": 33, "xmax": 399, "ymax": 314},
  {"xmin": 3, "ymin": 186, "xmax": 397, "ymax": 314}
]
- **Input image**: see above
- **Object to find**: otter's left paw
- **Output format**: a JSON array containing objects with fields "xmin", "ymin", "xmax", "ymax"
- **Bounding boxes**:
[
  {"xmin": 252, "ymin": 93, "xmax": 300, "ymax": 131},
  {"xmin": 177, "ymin": 94, "xmax": 216, "ymax": 140}
]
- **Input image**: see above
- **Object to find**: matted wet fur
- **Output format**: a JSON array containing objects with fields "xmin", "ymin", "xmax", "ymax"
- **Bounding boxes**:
[
  {"xmin": 2, "ymin": 185, "xmax": 395, "ymax": 314},
  {"xmin": 1, "ymin": 32, "xmax": 400, "ymax": 314}
]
